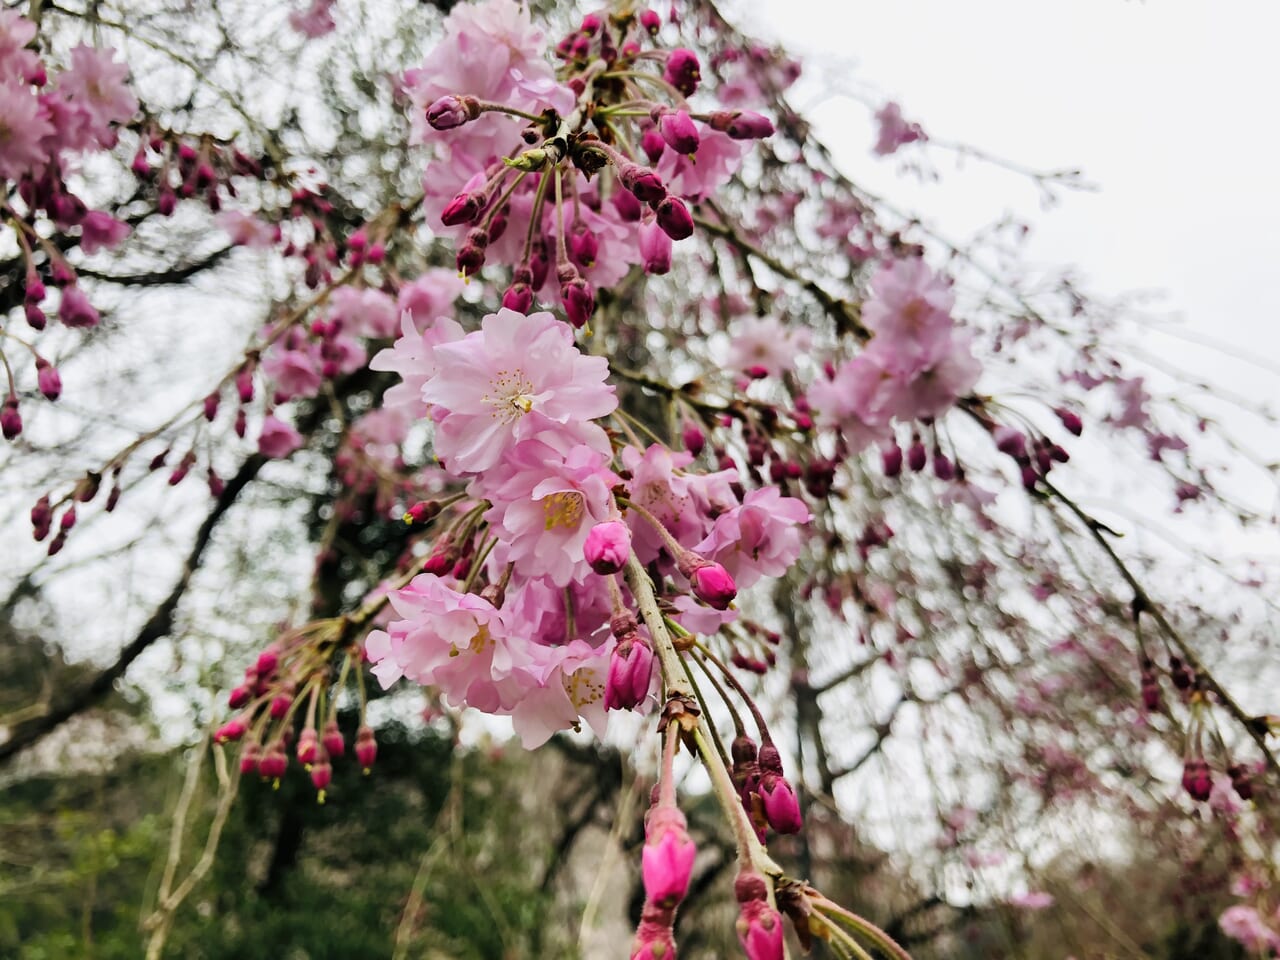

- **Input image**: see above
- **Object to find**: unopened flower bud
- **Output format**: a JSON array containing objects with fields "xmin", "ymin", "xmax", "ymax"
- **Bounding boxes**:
[
  {"xmin": 907, "ymin": 439, "xmax": 927, "ymax": 472},
  {"xmin": 605, "ymin": 634, "xmax": 654, "ymax": 711},
  {"xmin": 639, "ymin": 9, "xmax": 661, "ymax": 35},
  {"xmin": 561, "ymin": 273, "xmax": 595, "ymax": 329},
  {"xmin": 612, "ymin": 187, "xmax": 643, "ymax": 222},
  {"xmin": 707, "ymin": 110, "xmax": 776, "ymax": 140},
  {"xmin": 619, "ymin": 162, "xmax": 667, "ymax": 204},
  {"xmin": 1181, "ymin": 758, "xmax": 1212, "ymax": 802},
  {"xmin": 441, "ymin": 191, "xmax": 485, "ymax": 226},
  {"xmin": 570, "ymin": 222, "xmax": 599, "ymax": 269},
  {"xmin": 641, "ymin": 126, "xmax": 666, "ymax": 164},
  {"xmin": 35, "ymin": 358, "xmax": 62, "ymax": 400},
  {"xmin": 297, "ymin": 727, "xmax": 319, "ymax": 765},
  {"xmin": 403, "ymin": 500, "xmax": 441, "ymax": 526},
  {"xmin": 239, "ymin": 742, "xmax": 261, "ymax": 775},
  {"xmin": 228, "ymin": 684, "xmax": 253, "ymax": 709},
  {"xmin": 736, "ymin": 894, "xmax": 785, "ymax": 960},
  {"xmin": 655, "ymin": 196, "xmax": 693, "ymax": 241},
  {"xmin": 455, "ymin": 227, "xmax": 489, "ymax": 276},
  {"xmin": 322, "ymin": 718, "xmax": 345, "ymax": 757},
  {"xmin": 215, "ymin": 717, "xmax": 248, "ymax": 743},
  {"xmin": 259, "ymin": 743, "xmax": 288, "ymax": 780},
  {"xmin": 683, "ymin": 423, "xmax": 705, "ymax": 456},
  {"xmin": 2, "ymin": 396, "xmax": 22, "ymax": 440},
  {"xmin": 426, "ymin": 94, "xmax": 481, "ymax": 130},
  {"xmin": 640, "ymin": 222, "xmax": 673, "ymax": 275},
  {"xmin": 664, "ymin": 48, "xmax": 701, "ymax": 96},
  {"xmin": 585, "ymin": 520, "xmax": 632, "ymax": 575},
  {"xmin": 642, "ymin": 805, "xmax": 696, "ymax": 908},
  {"xmin": 655, "ymin": 108, "xmax": 700, "ymax": 155},
  {"xmin": 758, "ymin": 772, "xmax": 803, "ymax": 833},
  {"xmin": 355, "ymin": 725, "xmax": 377, "ymax": 771},
  {"xmin": 678, "ymin": 553, "xmax": 736, "ymax": 609},
  {"xmin": 1055, "ymin": 406, "xmax": 1084, "ymax": 436}
]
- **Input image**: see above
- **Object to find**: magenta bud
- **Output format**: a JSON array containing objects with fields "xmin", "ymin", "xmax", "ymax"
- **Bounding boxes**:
[
  {"xmin": 3, "ymin": 396, "xmax": 23, "ymax": 440},
  {"xmin": 758, "ymin": 773, "xmax": 803, "ymax": 833},
  {"xmin": 25, "ymin": 304, "xmax": 46, "ymax": 329},
  {"xmin": 721, "ymin": 110, "xmax": 776, "ymax": 140},
  {"xmin": 25, "ymin": 277, "xmax": 46, "ymax": 304},
  {"xmin": 640, "ymin": 126, "xmax": 666, "ymax": 164},
  {"xmin": 569, "ymin": 223, "xmax": 599, "ymax": 269},
  {"xmin": 993, "ymin": 425, "xmax": 1026, "ymax": 459},
  {"xmin": 235, "ymin": 366, "xmax": 254, "ymax": 403},
  {"xmin": 655, "ymin": 196, "xmax": 693, "ymax": 241},
  {"xmin": 426, "ymin": 94, "xmax": 480, "ymax": 130},
  {"xmin": 441, "ymin": 191, "xmax": 484, "ymax": 226},
  {"xmin": 639, "ymin": 221, "xmax": 673, "ymax": 275},
  {"xmin": 678, "ymin": 553, "xmax": 737, "ymax": 609},
  {"xmin": 641, "ymin": 805, "xmax": 696, "ymax": 908},
  {"xmin": 58, "ymin": 285, "xmax": 100, "ymax": 328},
  {"xmin": 33, "ymin": 358, "xmax": 61, "ymax": 400},
  {"xmin": 322, "ymin": 719, "xmax": 345, "ymax": 758},
  {"xmin": 619, "ymin": 163, "xmax": 667, "ymax": 204},
  {"xmin": 296, "ymin": 728, "xmax": 319, "ymax": 765},
  {"xmin": 605, "ymin": 633, "xmax": 654, "ymax": 711},
  {"xmin": 215, "ymin": 717, "xmax": 248, "ymax": 743},
  {"xmin": 456, "ymin": 227, "xmax": 489, "ymax": 276},
  {"xmin": 656, "ymin": 108, "xmax": 699, "ymax": 155},
  {"xmin": 203, "ymin": 391, "xmax": 220, "ymax": 421},
  {"xmin": 310, "ymin": 757, "xmax": 332, "ymax": 794},
  {"xmin": 1055, "ymin": 406, "xmax": 1084, "ymax": 436},
  {"xmin": 403, "ymin": 500, "xmax": 440, "ymax": 526},
  {"xmin": 256, "ymin": 649, "xmax": 279, "ymax": 676},
  {"xmin": 560, "ymin": 272, "xmax": 595, "ymax": 328},
  {"xmin": 239, "ymin": 742, "xmax": 261, "ymax": 775},
  {"xmin": 1181, "ymin": 758, "xmax": 1212, "ymax": 802},
  {"xmin": 611, "ymin": 187, "xmax": 642, "ymax": 222},
  {"xmin": 259, "ymin": 744, "xmax": 287, "ymax": 780},
  {"xmin": 228, "ymin": 684, "xmax": 253, "ymax": 709},
  {"xmin": 355, "ymin": 725, "xmax": 377, "ymax": 771},
  {"xmin": 736, "ymin": 896, "xmax": 785, "ymax": 960},
  {"xmin": 881, "ymin": 442, "xmax": 903, "ymax": 477},
  {"xmin": 502, "ymin": 279, "xmax": 534, "ymax": 313},
  {"xmin": 639, "ymin": 9, "xmax": 661, "ymax": 34},
  {"xmin": 584, "ymin": 520, "xmax": 632, "ymax": 575},
  {"xmin": 682, "ymin": 423, "xmax": 705, "ymax": 456},
  {"xmin": 663, "ymin": 48, "xmax": 701, "ymax": 96},
  {"xmin": 933, "ymin": 453, "xmax": 955, "ymax": 481},
  {"xmin": 907, "ymin": 439, "xmax": 927, "ymax": 472}
]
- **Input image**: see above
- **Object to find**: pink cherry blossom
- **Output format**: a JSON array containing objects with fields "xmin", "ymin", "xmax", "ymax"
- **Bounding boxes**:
[
  {"xmin": 873, "ymin": 101, "xmax": 925, "ymax": 156},
  {"xmin": 330, "ymin": 286, "xmax": 398, "ymax": 339},
  {"xmin": 258, "ymin": 415, "xmax": 305, "ymax": 458},
  {"xmin": 397, "ymin": 269, "xmax": 465, "ymax": 325},
  {"xmin": 55, "ymin": 45, "xmax": 138, "ymax": 150},
  {"xmin": 0, "ymin": 81, "xmax": 52, "ymax": 179},
  {"xmin": 369, "ymin": 312, "xmax": 466, "ymax": 421},
  {"xmin": 420, "ymin": 308, "xmax": 616, "ymax": 474},
  {"xmin": 478, "ymin": 439, "xmax": 619, "ymax": 587},
  {"xmin": 506, "ymin": 638, "xmax": 612, "ymax": 748},
  {"xmin": 216, "ymin": 210, "xmax": 278, "ymax": 248},
  {"xmin": 78, "ymin": 210, "xmax": 130, "ymax": 255},
  {"xmin": 288, "ymin": 0, "xmax": 336, "ymax": 38},
  {"xmin": 726, "ymin": 315, "xmax": 812, "ymax": 378},
  {"xmin": 364, "ymin": 573, "xmax": 533, "ymax": 712},
  {"xmin": 694, "ymin": 486, "xmax": 810, "ymax": 589}
]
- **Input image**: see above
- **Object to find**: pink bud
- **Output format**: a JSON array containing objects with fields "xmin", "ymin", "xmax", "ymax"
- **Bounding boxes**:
[
  {"xmin": 710, "ymin": 110, "xmax": 775, "ymax": 140},
  {"xmin": 1055, "ymin": 406, "xmax": 1084, "ymax": 436},
  {"xmin": 656, "ymin": 108, "xmax": 699, "ymax": 155},
  {"xmin": 642, "ymin": 805, "xmax": 696, "ymax": 908},
  {"xmin": 585, "ymin": 520, "xmax": 632, "ymax": 575},
  {"xmin": 736, "ymin": 897, "xmax": 785, "ymax": 960},
  {"xmin": 993, "ymin": 426, "xmax": 1026, "ymax": 459},
  {"xmin": 441, "ymin": 191, "xmax": 484, "ymax": 226},
  {"xmin": 235, "ymin": 366, "xmax": 255, "ymax": 403},
  {"xmin": 1181, "ymin": 758, "xmax": 1212, "ymax": 802},
  {"xmin": 758, "ymin": 773, "xmax": 803, "ymax": 833},
  {"xmin": 203, "ymin": 391, "xmax": 220, "ymax": 421},
  {"xmin": 933, "ymin": 453, "xmax": 955, "ymax": 481},
  {"xmin": 664, "ymin": 48, "xmax": 701, "ymax": 96},
  {"xmin": 297, "ymin": 727, "xmax": 319, "ymax": 765},
  {"xmin": 881, "ymin": 442, "xmax": 903, "ymax": 477},
  {"xmin": 322, "ymin": 719, "xmax": 345, "ymax": 757},
  {"xmin": 570, "ymin": 222, "xmax": 599, "ymax": 269},
  {"xmin": 355, "ymin": 725, "xmax": 377, "ymax": 771},
  {"xmin": 561, "ymin": 273, "xmax": 595, "ymax": 328},
  {"xmin": 58, "ymin": 285, "xmax": 99, "ymax": 328},
  {"xmin": 2, "ymin": 397, "xmax": 22, "ymax": 440},
  {"xmin": 605, "ymin": 634, "xmax": 654, "ymax": 711},
  {"xmin": 239, "ymin": 742, "xmax": 261, "ymax": 775},
  {"xmin": 455, "ymin": 227, "xmax": 489, "ymax": 276},
  {"xmin": 611, "ymin": 187, "xmax": 643, "ymax": 222},
  {"xmin": 25, "ymin": 277, "xmax": 46, "ymax": 304},
  {"xmin": 907, "ymin": 439, "xmax": 927, "ymax": 472},
  {"xmin": 655, "ymin": 196, "xmax": 693, "ymax": 241},
  {"xmin": 683, "ymin": 423, "xmax": 705, "ymax": 456},
  {"xmin": 619, "ymin": 162, "xmax": 667, "ymax": 204},
  {"xmin": 228, "ymin": 684, "xmax": 253, "ymax": 709},
  {"xmin": 678, "ymin": 554, "xmax": 736, "ymax": 609},
  {"xmin": 502, "ymin": 278, "xmax": 534, "ymax": 313},
  {"xmin": 639, "ymin": 10, "xmax": 661, "ymax": 35},
  {"xmin": 640, "ymin": 126, "xmax": 666, "ymax": 164},
  {"xmin": 639, "ymin": 222, "xmax": 673, "ymax": 275},
  {"xmin": 256, "ymin": 648, "xmax": 280, "ymax": 676},
  {"xmin": 426, "ymin": 94, "xmax": 480, "ymax": 130},
  {"xmin": 215, "ymin": 717, "xmax": 248, "ymax": 743},
  {"xmin": 310, "ymin": 756, "xmax": 332, "ymax": 795},
  {"xmin": 259, "ymin": 743, "xmax": 288, "ymax": 780}
]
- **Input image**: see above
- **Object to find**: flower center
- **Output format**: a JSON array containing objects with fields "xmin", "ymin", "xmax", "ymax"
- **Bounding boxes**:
[
  {"xmin": 562, "ymin": 667, "xmax": 604, "ymax": 710},
  {"xmin": 449, "ymin": 623, "xmax": 492, "ymax": 658},
  {"xmin": 482, "ymin": 368, "xmax": 535, "ymax": 424},
  {"xmin": 542, "ymin": 491, "xmax": 585, "ymax": 531}
]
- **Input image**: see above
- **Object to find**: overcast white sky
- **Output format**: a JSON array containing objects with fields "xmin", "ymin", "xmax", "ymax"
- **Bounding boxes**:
[{"xmin": 756, "ymin": 0, "xmax": 1280, "ymax": 422}]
